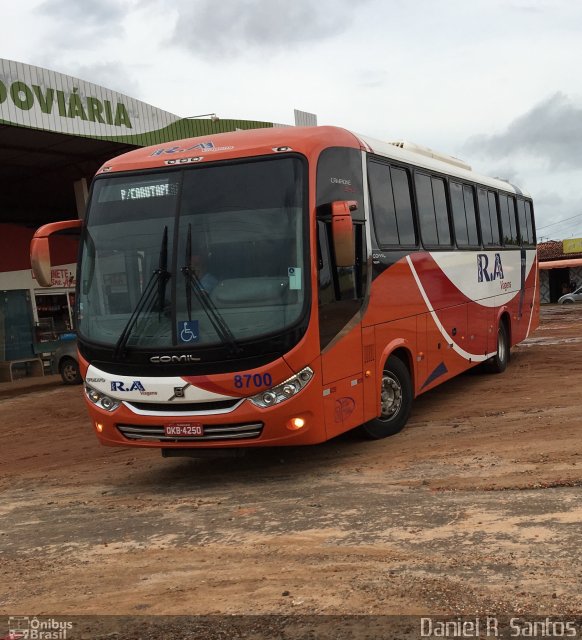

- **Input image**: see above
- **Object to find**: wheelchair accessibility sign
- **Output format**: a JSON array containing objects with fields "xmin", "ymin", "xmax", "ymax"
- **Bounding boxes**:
[{"xmin": 178, "ymin": 320, "xmax": 199, "ymax": 343}]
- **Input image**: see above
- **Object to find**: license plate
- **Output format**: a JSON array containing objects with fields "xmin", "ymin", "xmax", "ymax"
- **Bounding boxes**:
[{"xmin": 165, "ymin": 422, "xmax": 204, "ymax": 437}]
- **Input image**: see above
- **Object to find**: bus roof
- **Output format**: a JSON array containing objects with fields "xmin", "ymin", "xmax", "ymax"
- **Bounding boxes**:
[
  {"xmin": 97, "ymin": 126, "xmax": 361, "ymax": 174},
  {"xmin": 356, "ymin": 133, "xmax": 530, "ymax": 197},
  {"xmin": 97, "ymin": 125, "xmax": 529, "ymax": 198}
]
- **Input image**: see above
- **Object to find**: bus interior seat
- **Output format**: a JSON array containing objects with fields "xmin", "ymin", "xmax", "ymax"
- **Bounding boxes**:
[
  {"xmin": 209, "ymin": 241, "xmax": 289, "ymax": 277},
  {"xmin": 208, "ymin": 241, "xmax": 294, "ymax": 306},
  {"xmin": 211, "ymin": 277, "xmax": 289, "ymax": 307}
]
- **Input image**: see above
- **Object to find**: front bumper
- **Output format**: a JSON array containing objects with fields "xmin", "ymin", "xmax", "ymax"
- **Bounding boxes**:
[{"xmin": 86, "ymin": 378, "xmax": 325, "ymax": 448}]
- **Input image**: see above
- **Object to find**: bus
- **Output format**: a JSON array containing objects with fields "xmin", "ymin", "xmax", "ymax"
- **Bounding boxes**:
[{"xmin": 30, "ymin": 126, "xmax": 539, "ymax": 456}]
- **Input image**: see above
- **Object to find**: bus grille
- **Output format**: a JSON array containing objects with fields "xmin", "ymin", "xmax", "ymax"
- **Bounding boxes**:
[
  {"xmin": 124, "ymin": 399, "xmax": 241, "ymax": 414},
  {"xmin": 116, "ymin": 422, "xmax": 264, "ymax": 442}
]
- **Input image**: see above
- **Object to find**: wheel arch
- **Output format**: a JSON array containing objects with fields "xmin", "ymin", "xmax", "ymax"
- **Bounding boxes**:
[
  {"xmin": 358, "ymin": 340, "xmax": 415, "ymax": 439},
  {"xmin": 377, "ymin": 339, "xmax": 415, "ymax": 397},
  {"xmin": 58, "ymin": 355, "xmax": 75, "ymax": 368}
]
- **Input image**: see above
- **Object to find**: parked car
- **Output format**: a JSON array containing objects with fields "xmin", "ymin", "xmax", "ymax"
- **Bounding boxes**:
[
  {"xmin": 558, "ymin": 286, "xmax": 582, "ymax": 304},
  {"xmin": 54, "ymin": 334, "xmax": 82, "ymax": 385}
]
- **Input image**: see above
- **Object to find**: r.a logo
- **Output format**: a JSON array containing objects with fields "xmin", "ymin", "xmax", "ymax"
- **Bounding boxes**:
[
  {"xmin": 477, "ymin": 253, "xmax": 504, "ymax": 282},
  {"xmin": 110, "ymin": 380, "xmax": 146, "ymax": 392},
  {"xmin": 150, "ymin": 142, "xmax": 215, "ymax": 156}
]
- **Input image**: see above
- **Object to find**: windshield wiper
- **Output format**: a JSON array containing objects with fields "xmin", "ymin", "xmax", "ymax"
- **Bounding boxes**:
[
  {"xmin": 113, "ymin": 226, "xmax": 170, "ymax": 360},
  {"xmin": 182, "ymin": 224, "xmax": 240, "ymax": 355}
]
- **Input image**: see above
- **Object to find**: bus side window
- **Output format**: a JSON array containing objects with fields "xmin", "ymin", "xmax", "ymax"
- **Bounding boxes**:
[
  {"xmin": 451, "ymin": 182, "xmax": 479, "ymax": 248},
  {"xmin": 525, "ymin": 201, "xmax": 536, "ymax": 244},
  {"xmin": 478, "ymin": 187, "xmax": 501, "ymax": 246},
  {"xmin": 317, "ymin": 219, "xmax": 366, "ymax": 302},
  {"xmin": 317, "ymin": 218, "xmax": 367, "ymax": 350},
  {"xmin": 499, "ymin": 194, "xmax": 519, "ymax": 246},
  {"xmin": 368, "ymin": 161, "xmax": 416, "ymax": 247},
  {"xmin": 487, "ymin": 191, "xmax": 501, "ymax": 245},
  {"xmin": 415, "ymin": 173, "xmax": 451, "ymax": 247},
  {"xmin": 517, "ymin": 198, "xmax": 535, "ymax": 246},
  {"xmin": 317, "ymin": 220, "xmax": 336, "ymax": 305},
  {"xmin": 464, "ymin": 185, "xmax": 479, "ymax": 246},
  {"xmin": 392, "ymin": 168, "xmax": 416, "ymax": 245}
]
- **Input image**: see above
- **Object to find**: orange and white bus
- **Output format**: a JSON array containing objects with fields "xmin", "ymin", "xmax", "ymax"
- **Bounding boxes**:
[{"xmin": 31, "ymin": 126, "xmax": 538, "ymax": 456}]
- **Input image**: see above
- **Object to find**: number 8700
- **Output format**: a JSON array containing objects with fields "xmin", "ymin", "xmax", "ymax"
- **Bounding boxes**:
[{"xmin": 234, "ymin": 373, "xmax": 273, "ymax": 389}]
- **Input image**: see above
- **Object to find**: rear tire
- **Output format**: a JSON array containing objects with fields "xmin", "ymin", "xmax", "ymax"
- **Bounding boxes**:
[
  {"xmin": 486, "ymin": 322, "xmax": 509, "ymax": 374},
  {"xmin": 59, "ymin": 357, "xmax": 82, "ymax": 385},
  {"xmin": 357, "ymin": 356, "xmax": 412, "ymax": 439}
]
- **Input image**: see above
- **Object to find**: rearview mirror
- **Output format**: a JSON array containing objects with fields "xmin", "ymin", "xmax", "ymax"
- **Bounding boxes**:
[
  {"xmin": 30, "ymin": 220, "xmax": 83, "ymax": 287},
  {"xmin": 331, "ymin": 200, "xmax": 357, "ymax": 267}
]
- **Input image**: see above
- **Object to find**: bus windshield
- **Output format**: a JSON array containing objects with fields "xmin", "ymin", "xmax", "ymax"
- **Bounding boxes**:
[{"xmin": 78, "ymin": 156, "xmax": 307, "ymax": 352}]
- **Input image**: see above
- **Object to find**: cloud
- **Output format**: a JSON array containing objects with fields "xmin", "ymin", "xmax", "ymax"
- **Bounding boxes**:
[
  {"xmin": 33, "ymin": 0, "xmax": 136, "ymax": 91},
  {"xmin": 37, "ymin": 0, "xmax": 128, "ymax": 41},
  {"xmin": 461, "ymin": 92, "xmax": 582, "ymax": 235},
  {"xmin": 534, "ymin": 191, "xmax": 564, "ymax": 208},
  {"xmin": 67, "ymin": 62, "xmax": 141, "ymax": 98},
  {"xmin": 170, "ymin": 0, "xmax": 371, "ymax": 58},
  {"xmin": 464, "ymin": 92, "xmax": 582, "ymax": 170}
]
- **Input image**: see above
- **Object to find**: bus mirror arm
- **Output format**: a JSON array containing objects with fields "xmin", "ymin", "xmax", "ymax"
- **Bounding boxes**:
[
  {"xmin": 30, "ymin": 220, "xmax": 83, "ymax": 287},
  {"xmin": 330, "ymin": 200, "xmax": 357, "ymax": 267}
]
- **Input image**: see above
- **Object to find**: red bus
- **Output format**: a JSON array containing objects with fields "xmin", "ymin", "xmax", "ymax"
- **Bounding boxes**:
[{"xmin": 31, "ymin": 126, "xmax": 539, "ymax": 456}]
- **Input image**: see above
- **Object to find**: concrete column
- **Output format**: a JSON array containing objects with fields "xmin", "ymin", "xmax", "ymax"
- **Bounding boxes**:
[{"xmin": 74, "ymin": 178, "xmax": 89, "ymax": 219}]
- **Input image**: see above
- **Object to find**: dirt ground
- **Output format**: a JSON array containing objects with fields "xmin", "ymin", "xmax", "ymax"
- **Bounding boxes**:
[{"xmin": 1, "ymin": 305, "xmax": 581, "ymax": 619}]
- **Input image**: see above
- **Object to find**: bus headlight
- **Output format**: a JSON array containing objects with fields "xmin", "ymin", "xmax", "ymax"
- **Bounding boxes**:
[
  {"xmin": 84, "ymin": 384, "xmax": 121, "ymax": 412},
  {"xmin": 249, "ymin": 367, "xmax": 314, "ymax": 408}
]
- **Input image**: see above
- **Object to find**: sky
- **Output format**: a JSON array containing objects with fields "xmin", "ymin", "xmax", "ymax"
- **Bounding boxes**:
[{"xmin": 2, "ymin": 0, "xmax": 582, "ymax": 239}]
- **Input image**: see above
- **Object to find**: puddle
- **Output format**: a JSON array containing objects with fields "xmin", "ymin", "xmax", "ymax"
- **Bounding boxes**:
[{"xmin": 520, "ymin": 336, "xmax": 582, "ymax": 347}]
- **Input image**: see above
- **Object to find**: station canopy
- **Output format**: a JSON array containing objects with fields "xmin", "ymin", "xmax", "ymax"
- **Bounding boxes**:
[{"xmin": 0, "ymin": 58, "xmax": 275, "ymax": 227}]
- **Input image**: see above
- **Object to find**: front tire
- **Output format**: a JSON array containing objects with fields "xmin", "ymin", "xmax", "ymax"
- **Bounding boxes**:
[
  {"xmin": 357, "ymin": 356, "xmax": 412, "ymax": 439},
  {"xmin": 486, "ymin": 322, "xmax": 509, "ymax": 374},
  {"xmin": 59, "ymin": 357, "xmax": 82, "ymax": 385}
]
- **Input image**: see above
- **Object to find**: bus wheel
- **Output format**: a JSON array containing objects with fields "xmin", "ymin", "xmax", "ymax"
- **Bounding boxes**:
[
  {"xmin": 59, "ymin": 357, "xmax": 82, "ymax": 385},
  {"xmin": 486, "ymin": 322, "xmax": 509, "ymax": 374},
  {"xmin": 358, "ymin": 356, "xmax": 412, "ymax": 439}
]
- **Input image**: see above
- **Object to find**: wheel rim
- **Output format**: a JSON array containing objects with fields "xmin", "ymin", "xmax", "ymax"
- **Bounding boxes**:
[
  {"xmin": 380, "ymin": 372, "xmax": 402, "ymax": 420},
  {"xmin": 62, "ymin": 363, "xmax": 78, "ymax": 382}
]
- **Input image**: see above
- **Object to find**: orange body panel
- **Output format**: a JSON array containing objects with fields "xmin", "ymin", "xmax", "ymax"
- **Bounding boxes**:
[
  {"xmin": 90, "ymin": 377, "xmax": 327, "ymax": 449},
  {"xmin": 62, "ymin": 127, "xmax": 539, "ymax": 450}
]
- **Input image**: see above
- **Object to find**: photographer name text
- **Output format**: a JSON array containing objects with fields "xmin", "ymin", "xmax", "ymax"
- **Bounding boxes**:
[{"xmin": 421, "ymin": 617, "xmax": 581, "ymax": 638}]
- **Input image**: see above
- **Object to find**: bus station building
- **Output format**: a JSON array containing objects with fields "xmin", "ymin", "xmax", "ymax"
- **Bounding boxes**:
[{"xmin": 537, "ymin": 239, "xmax": 582, "ymax": 303}]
